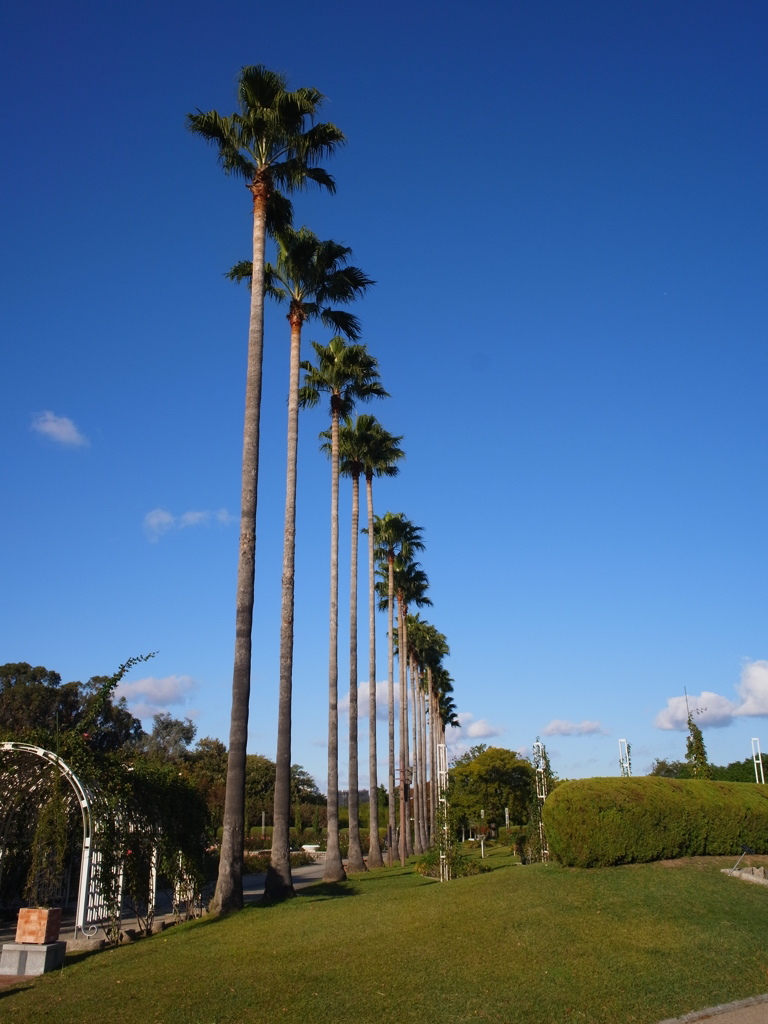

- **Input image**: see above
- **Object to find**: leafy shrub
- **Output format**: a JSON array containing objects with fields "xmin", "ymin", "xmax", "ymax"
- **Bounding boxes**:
[
  {"xmin": 242, "ymin": 850, "xmax": 270, "ymax": 873},
  {"xmin": 216, "ymin": 849, "xmax": 315, "ymax": 875},
  {"xmin": 413, "ymin": 849, "xmax": 492, "ymax": 878},
  {"xmin": 543, "ymin": 777, "xmax": 768, "ymax": 868},
  {"xmin": 497, "ymin": 825, "xmax": 527, "ymax": 850},
  {"xmin": 245, "ymin": 834, "xmax": 271, "ymax": 851}
]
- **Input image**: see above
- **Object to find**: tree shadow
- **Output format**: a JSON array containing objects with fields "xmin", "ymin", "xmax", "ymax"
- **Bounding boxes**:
[
  {"xmin": 0, "ymin": 981, "xmax": 35, "ymax": 1000},
  {"xmin": 296, "ymin": 881, "xmax": 361, "ymax": 902}
]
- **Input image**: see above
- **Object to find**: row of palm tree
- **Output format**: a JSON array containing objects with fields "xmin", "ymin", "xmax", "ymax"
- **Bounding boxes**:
[
  {"xmin": 371, "ymin": 518, "xmax": 458, "ymax": 863},
  {"xmin": 335, "ymin": 417, "xmax": 404, "ymax": 869},
  {"xmin": 189, "ymin": 65, "xmax": 459, "ymax": 910},
  {"xmin": 188, "ymin": 65, "xmax": 346, "ymax": 913}
]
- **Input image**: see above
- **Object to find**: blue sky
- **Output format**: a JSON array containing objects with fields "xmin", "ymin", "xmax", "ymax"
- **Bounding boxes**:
[{"xmin": 3, "ymin": 0, "xmax": 768, "ymax": 786}]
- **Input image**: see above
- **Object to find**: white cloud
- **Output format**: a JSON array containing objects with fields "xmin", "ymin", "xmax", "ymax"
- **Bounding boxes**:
[
  {"xmin": 542, "ymin": 719, "xmax": 607, "ymax": 737},
  {"xmin": 179, "ymin": 510, "xmax": 210, "ymax": 528},
  {"xmin": 339, "ymin": 681, "xmax": 395, "ymax": 720},
  {"xmin": 654, "ymin": 692, "xmax": 737, "ymax": 730},
  {"xmin": 466, "ymin": 717, "xmax": 504, "ymax": 739},
  {"xmin": 445, "ymin": 712, "xmax": 505, "ymax": 758},
  {"xmin": 143, "ymin": 506, "xmax": 234, "ymax": 541},
  {"xmin": 654, "ymin": 660, "xmax": 768, "ymax": 731},
  {"xmin": 734, "ymin": 660, "xmax": 768, "ymax": 717},
  {"xmin": 116, "ymin": 674, "xmax": 197, "ymax": 721},
  {"xmin": 144, "ymin": 508, "xmax": 175, "ymax": 540},
  {"xmin": 31, "ymin": 411, "xmax": 89, "ymax": 447}
]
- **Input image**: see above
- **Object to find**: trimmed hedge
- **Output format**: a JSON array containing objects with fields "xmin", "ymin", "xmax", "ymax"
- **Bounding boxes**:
[{"xmin": 543, "ymin": 777, "xmax": 768, "ymax": 867}]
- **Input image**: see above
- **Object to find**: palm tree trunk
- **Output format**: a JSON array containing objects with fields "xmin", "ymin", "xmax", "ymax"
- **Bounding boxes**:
[
  {"xmin": 427, "ymin": 670, "xmax": 436, "ymax": 843},
  {"xmin": 264, "ymin": 313, "xmax": 303, "ymax": 901},
  {"xmin": 398, "ymin": 600, "xmax": 410, "ymax": 863},
  {"xmin": 428, "ymin": 671, "xmax": 434, "ymax": 839},
  {"xmin": 365, "ymin": 474, "xmax": 384, "ymax": 868},
  {"xmin": 387, "ymin": 554, "xmax": 396, "ymax": 867},
  {"xmin": 418, "ymin": 678, "xmax": 429, "ymax": 850},
  {"xmin": 212, "ymin": 186, "xmax": 267, "ymax": 914},
  {"xmin": 346, "ymin": 470, "xmax": 366, "ymax": 872},
  {"xmin": 410, "ymin": 653, "xmax": 423, "ymax": 855},
  {"xmin": 324, "ymin": 404, "xmax": 346, "ymax": 883}
]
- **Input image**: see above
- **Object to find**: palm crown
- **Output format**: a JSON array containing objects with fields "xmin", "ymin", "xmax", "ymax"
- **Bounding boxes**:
[
  {"xmin": 372, "ymin": 512, "xmax": 425, "ymax": 568},
  {"xmin": 301, "ymin": 337, "xmax": 388, "ymax": 417},
  {"xmin": 228, "ymin": 227, "xmax": 374, "ymax": 337},
  {"xmin": 187, "ymin": 65, "xmax": 344, "ymax": 230},
  {"xmin": 324, "ymin": 414, "xmax": 404, "ymax": 481}
]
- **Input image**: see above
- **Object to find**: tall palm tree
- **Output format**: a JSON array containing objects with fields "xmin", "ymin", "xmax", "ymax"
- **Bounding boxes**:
[
  {"xmin": 422, "ymin": 624, "xmax": 449, "ymax": 842},
  {"xmin": 188, "ymin": 66, "xmax": 344, "ymax": 913},
  {"xmin": 373, "ymin": 515, "xmax": 425, "ymax": 864},
  {"xmin": 302, "ymin": 338, "xmax": 386, "ymax": 881},
  {"xmin": 336, "ymin": 416, "xmax": 404, "ymax": 868},
  {"xmin": 231, "ymin": 230, "xmax": 372, "ymax": 899},
  {"xmin": 391, "ymin": 561, "xmax": 431, "ymax": 859},
  {"xmin": 405, "ymin": 614, "xmax": 429, "ymax": 850},
  {"xmin": 407, "ymin": 616, "xmax": 448, "ymax": 848},
  {"xmin": 434, "ymin": 668, "xmax": 459, "ymax": 755}
]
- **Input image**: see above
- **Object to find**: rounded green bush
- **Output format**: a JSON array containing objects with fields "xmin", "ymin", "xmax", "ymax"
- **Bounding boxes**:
[{"xmin": 543, "ymin": 777, "xmax": 768, "ymax": 867}]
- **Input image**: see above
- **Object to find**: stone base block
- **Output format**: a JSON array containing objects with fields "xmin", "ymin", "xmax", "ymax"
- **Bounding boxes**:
[{"xmin": 0, "ymin": 941, "xmax": 66, "ymax": 976}]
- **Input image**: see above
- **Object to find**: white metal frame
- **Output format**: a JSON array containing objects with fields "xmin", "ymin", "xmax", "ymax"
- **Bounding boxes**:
[
  {"xmin": 618, "ymin": 738, "xmax": 631, "ymax": 777},
  {"xmin": 752, "ymin": 738, "xmax": 765, "ymax": 785},
  {"xmin": 0, "ymin": 742, "xmax": 135, "ymax": 939},
  {"xmin": 532, "ymin": 741, "xmax": 549, "ymax": 860}
]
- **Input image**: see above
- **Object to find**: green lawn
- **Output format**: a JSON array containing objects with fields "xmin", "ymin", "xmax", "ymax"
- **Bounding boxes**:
[{"xmin": 4, "ymin": 851, "xmax": 768, "ymax": 1024}]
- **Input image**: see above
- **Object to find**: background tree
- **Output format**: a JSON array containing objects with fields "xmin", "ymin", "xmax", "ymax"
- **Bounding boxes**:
[
  {"xmin": 185, "ymin": 738, "xmax": 228, "ymax": 831},
  {"xmin": 448, "ymin": 746, "xmax": 534, "ymax": 834},
  {"xmin": 138, "ymin": 713, "xmax": 196, "ymax": 761},
  {"xmin": 0, "ymin": 662, "xmax": 144, "ymax": 751},
  {"xmin": 686, "ymin": 713, "xmax": 712, "ymax": 779},
  {"xmin": 188, "ymin": 65, "xmax": 344, "ymax": 913},
  {"xmin": 648, "ymin": 757, "xmax": 688, "ymax": 778}
]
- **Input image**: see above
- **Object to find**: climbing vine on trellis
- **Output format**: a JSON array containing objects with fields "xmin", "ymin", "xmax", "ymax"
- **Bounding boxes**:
[{"xmin": 2, "ymin": 655, "xmax": 210, "ymax": 943}]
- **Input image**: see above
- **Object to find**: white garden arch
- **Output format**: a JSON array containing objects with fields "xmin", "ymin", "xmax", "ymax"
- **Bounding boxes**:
[{"xmin": 0, "ymin": 742, "xmax": 126, "ymax": 938}]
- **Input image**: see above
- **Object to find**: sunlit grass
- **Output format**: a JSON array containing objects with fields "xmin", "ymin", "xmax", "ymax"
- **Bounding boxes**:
[{"xmin": 4, "ymin": 852, "xmax": 768, "ymax": 1024}]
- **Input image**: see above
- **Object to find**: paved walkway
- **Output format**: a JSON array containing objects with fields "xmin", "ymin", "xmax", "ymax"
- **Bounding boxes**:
[{"xmin": 655, "ymin": 994, "xmax": 768, "ymax": 1023}]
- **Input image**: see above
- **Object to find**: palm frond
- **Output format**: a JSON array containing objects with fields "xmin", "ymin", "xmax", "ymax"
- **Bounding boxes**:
[
  {"xmin": 186, "ymin": 110, "xmax": 255, "ymax": 179},
  {"xmin": 266, "ymin": 191, "xmax": 294, "ymax": 236},
  {"xmin": 298, "ymin": 378, "xmax": 321, "ymax": 409},
  {"xmin": 319, "ymin": 309, "xmax": 362, "ymax": 339},
  {"xmin": 226, "ymin": 261, "xmax": 254, "ymax": 287},
  {"xmin": 297, "ymin": 122, "xmax": 347, "ymax": 163}
]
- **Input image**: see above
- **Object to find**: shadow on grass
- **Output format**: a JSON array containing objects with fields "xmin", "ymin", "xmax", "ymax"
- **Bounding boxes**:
[
  {"xmin": 296, "ymin": 882, "xmax": 361, "ymax": 902},
  {"xmin": 0, "ymin": 980, "xmax": 34, "ymax": 1000},
  {"xmin": 63, "ymin": 946, "xmax": 110, "ymax": 969}
]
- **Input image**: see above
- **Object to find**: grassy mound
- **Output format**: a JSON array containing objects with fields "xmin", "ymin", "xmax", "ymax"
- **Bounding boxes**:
[
  {"xmin": 5, "ymin": 854, "xmax": 768, "ymax": 1023},
  {"xmin": 543, "ymin": 777, "xmax": 768, "ymax": 867}
]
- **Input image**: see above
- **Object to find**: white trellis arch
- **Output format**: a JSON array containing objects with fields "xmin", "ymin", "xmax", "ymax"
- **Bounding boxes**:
[{"xmin": 0, "ymin": 742, "xmax": 125, "ymax": 938}]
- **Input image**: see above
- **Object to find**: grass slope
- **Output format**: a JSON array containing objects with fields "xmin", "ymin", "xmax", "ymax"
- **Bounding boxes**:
[{"xmin": 3, "ymin": 852, "xmax": 768, "ymax": 1024}]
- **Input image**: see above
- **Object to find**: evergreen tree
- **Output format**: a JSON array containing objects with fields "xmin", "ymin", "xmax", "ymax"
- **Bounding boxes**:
[{"xmin": 685, "ymin": 713, "xmax": 712, "ymax": 779}]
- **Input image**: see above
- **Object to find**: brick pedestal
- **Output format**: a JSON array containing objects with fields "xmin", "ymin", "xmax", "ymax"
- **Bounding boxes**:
[{"xmin": 15, "ymin": 908, "xmax": 62, "ymax": 944}]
